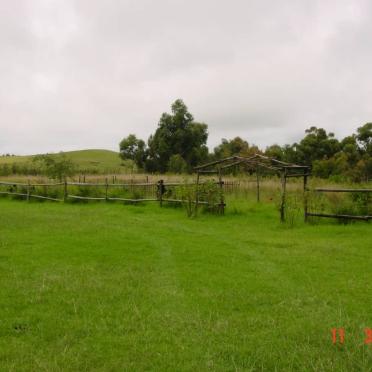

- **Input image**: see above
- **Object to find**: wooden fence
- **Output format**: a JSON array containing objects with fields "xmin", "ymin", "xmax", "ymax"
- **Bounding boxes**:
[
  {"xmin": 305, "ymin": 188, "xmax": 372, "ymax": 222},
  {"xmin": 0, "ymin": 180, "xmax": 228, "ymax": 207},
  {"xmin": 7, "ymin": 179, "xmax": 355, "ymax": 223}
]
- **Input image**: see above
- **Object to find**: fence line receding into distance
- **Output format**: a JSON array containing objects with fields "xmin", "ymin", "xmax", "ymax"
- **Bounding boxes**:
[{"xmin": 0, "ymin": 180, "xmax": 239, "ymax": 206}]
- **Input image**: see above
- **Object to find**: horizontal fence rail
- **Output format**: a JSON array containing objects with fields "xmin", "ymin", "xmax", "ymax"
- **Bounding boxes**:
[
  {"xmin": 306, "ymin": 212, "xmax": 372, "ymax": 221},
  {"xmin": 0, "ymin": 180, "xmax": 233, "ymax": 208},
  {"xmin": 306, "ymin": 188, "xmax": 372, "ymax": 222},
  {"xmin": 315, "ymin": 188, "xmax": 372, "ymax": 193}
]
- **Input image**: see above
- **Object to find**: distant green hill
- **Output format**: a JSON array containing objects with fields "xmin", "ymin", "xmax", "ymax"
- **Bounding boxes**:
[{"xmin": 0, "ymin": 149, "xmax": 134, "ymax": 174}]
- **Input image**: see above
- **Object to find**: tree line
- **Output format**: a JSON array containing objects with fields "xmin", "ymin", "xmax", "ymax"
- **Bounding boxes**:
[
  {"xmin": 120, "ymin": 99, "xmax": 372, "ymax": 182},
  {"xmin": 0, "ymin": 155, "xmax": 76, "ymax": 181}
]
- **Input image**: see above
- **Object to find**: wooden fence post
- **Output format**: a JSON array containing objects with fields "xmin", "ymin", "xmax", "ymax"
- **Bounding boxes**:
[
  {"xmin": 159, "ymin": 180, "xmax": 163, "ymax": 207},
  {"xmin": 256, "ymin": 167, "xmax": 260, "ymax": 202},
  {"xmin": 280, "ymin": 170, "xmax": 287, "ymax": 222},
  {"xmin": 304, "ymin": 174, "xmax": 308, "ymax": 223},
  {"xmin": 367, "ymin": 191, "xmax": 370, "ymax": 217},
  {"xmin": 195, "ymin": 172, "xmax": 200, "ymax": 214},
  {"xmin": 218, "ymin": 167, "xmax": 225, "ymax": 214},
  {"xmin": 64, "ymin": 179, "xmax": 68, "ymax": 202},
  {"xmin": 27, "ymin": 180, "xmax": 31, "ymax": 201},
  {"xmin": 105, "ymin": 178, "xmax": 109, "ymax": 201}
]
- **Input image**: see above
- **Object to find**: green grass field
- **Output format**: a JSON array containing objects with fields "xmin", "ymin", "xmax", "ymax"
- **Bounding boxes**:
[
  {"xmin": 1, "ymin": 197, "xmax": 372, "ymax": 371},
  {"xmin": 0, "ymin": 149, "xmax": 132, "ymax": 174}
]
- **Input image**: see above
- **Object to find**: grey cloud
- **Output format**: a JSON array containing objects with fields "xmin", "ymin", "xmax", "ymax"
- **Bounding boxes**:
[{"xmin": 0, "ymin": 0, "xmax": 371, "ymax": 154}]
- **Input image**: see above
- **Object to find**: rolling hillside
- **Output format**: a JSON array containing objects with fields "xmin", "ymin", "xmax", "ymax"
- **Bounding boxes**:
[{"xmin": 0, "ymin": 149, "xmax": 134, "ymax": 174}]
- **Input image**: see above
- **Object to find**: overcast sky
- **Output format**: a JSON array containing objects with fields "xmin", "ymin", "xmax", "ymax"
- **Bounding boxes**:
[{"xmin": 1, "ymin": 0, "xmax": 372, "ymax": 155}]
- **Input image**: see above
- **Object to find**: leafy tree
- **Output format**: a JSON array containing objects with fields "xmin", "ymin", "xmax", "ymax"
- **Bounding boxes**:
[
  {"xmin": 265, "ymin": 144, "xmax": 284, "ymax": 161},
  {"xmin": 119, "ymin": 134, "xmax": 146, "ymax": 169},
  {"xmin": 116, "ymin": 108, "xmax": 372, "ymax": 181},
  {"xmin": 146, "ymin": 99, "xmax": 208, "ymax": 172},
  {"xmin": 340, "ymin": 135, "xmax": 360, "ymax": 166},
  {"xmin": 167, "ymin": 154, "xmax": 188, "ymax": 173},
  {"xmin": 351, "ymin": 157, "xmax": 372, "ymax": 182},
  {"xmin": 214, "ymin": 137, "xmax": 248, "ymax": 158},
  {"xmin": 33, "ymin": 153, "xmax": 76, "ymax": 181},
  {"xmin": 312, "ymin": 153, "xmax": 349, "ymax": 179},
  {"xmin": 356, "ymin": 123, "xmax": 372, "ymax": 155},
  {"xmin": 281, "ymin": 144, "xmax": 300, "ymax": 164},
  {"xmin": 296, "ymin": 127, "xmax": 340, "ymax": 164},
  {"xmin": 0, "ymin": 164, "xmax": 11, "ymax": 176},
  {"xmin": 214, "ymin": 137, "xmax": 260, "ymax": 159}
]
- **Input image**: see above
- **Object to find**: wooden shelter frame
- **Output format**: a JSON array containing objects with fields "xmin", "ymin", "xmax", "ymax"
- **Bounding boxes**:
[{"xmin": 194, "ymin": 154, "xmax": 311, "ymax": 221}]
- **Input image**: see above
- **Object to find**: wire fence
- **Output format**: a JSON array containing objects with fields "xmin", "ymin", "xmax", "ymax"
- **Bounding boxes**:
[
  {"xmin": 3, "ymin": 179, "xmax": 372, "ymax": 223},
  {"xmin": 0, "ymin": 179, "xmax": 239, "ymax": 207},
  {"xmin": 305, "ymin": 188, "xmax": 372, "ymax": 222}
]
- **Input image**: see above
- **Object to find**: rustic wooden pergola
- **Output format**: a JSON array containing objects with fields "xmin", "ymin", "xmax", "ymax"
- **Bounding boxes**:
[{"xmin": 194, "ymin": 154, "xmax": 311, "ymax": 221}]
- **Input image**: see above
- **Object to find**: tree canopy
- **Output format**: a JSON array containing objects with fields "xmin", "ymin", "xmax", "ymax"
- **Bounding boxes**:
[
  {"xmin": 32, "ymin": 153, "xmax": 76, "ymax": 181},
  {"xmin": 119, "ymin": 134, "xmax": 146, "ymax": 169},
  {"xmin": 119, "ymin": 99, "xmax": 208, "ymax": 173},
  {"xmin": 213, "ymin": 137, "xmax": 260, "ymax": 159},
  {"xmin": 119, "ymin": 102, "xmax": 372, "ymax": 181}
]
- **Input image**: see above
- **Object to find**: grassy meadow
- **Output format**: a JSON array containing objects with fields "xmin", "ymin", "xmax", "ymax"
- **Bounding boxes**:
[
  {"xmin": 0, "ymin": 195, "xmax": 372, "ymax": 371},
  {"xmin": 0, "ymin": 149, "xmax": 133, "ymax": 176}
]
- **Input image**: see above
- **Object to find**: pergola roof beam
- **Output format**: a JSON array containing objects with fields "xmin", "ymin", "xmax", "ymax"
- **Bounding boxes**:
[{"xmin": 194, "ymin": 153, "xmax": 310, "ymax": 176}]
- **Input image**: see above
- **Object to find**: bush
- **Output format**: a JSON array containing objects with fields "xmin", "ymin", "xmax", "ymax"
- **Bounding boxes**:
[
  {"xmin": 198, "ymin": 180, "xmax": 222, "ymax": 214},
  {"xmin": 33, "ymin": 154, "xmax": 76, "ymax": 181},
  {"xmin": 177, "ymin": 180, "xmax": 222, "ymax": 217},
  {"xmin": 350, "ymin": 192, "xmax": 371, "ymax": 216},
  {"xmin": 178, "ymin": 182, "xmax": 198, "ymax": 217},
  {"xmin": 167, "ymin": 155, "xmax": 188, "ymax": 174}
]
